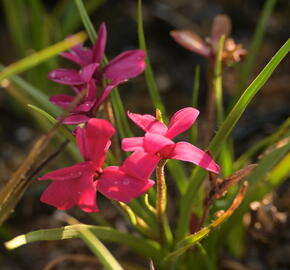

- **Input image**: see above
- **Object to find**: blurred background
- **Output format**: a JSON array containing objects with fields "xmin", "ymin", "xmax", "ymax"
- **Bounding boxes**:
[{"xmin": 0, "ymin": 0, "xmax": 289, "ymax": 269}]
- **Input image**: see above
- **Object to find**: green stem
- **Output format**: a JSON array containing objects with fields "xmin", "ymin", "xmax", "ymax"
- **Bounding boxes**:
[{"xmin": 156, "ymin": 159, "xmax": 173, "ymax": 245}]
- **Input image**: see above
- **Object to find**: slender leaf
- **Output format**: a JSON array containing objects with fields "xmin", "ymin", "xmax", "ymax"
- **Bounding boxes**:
[
  {"xmin": 137, "ymin": 0, "xmax": 166, "ymax": 116},
  {"xmin": 0, "ymin": 67, "xmax": 61, "ymax": 117},
  {"xmin": 237, "ymin": 0, "xmax": 277, "ymax": 96},
  {"xmin": 5, "ymin": 224, "xmax": 161, "ymax": 260},
  {"xmin": 28, "ymin": 105, "xmax": 75, "ymax": 142},
  {"xmin": 0, "ymin": 32, "xmax": 87, "ymax": 82},
  {"xmin": 74, "ymin": 0, "xmax": 97, "ymax": 43},
  {"xmin": 190, "ymin": 65, "xmax": 200, "ymax": 144}
]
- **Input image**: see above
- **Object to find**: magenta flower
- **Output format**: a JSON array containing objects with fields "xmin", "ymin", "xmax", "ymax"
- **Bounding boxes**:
[
  {"xmin": 48, "ymin": 23, "xmax": 146, "ymax": 124},
  {"xmin": 122, "ymin": 107, "xmax": 220, "ymax": 173},
  {"xmin": 39, "ymin": 118, "xmax": 154, "ymax": 212}
]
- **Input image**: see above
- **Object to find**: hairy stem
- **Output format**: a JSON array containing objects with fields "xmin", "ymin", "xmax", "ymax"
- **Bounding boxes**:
[{"xmin": 156, "ymin": 159, "xmax": 173, "ymax": 245}]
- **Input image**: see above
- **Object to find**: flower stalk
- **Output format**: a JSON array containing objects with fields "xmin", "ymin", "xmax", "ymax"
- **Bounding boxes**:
[{"xmin": 156, "ymin": 159, "xmax": 173, "ymax": 245}]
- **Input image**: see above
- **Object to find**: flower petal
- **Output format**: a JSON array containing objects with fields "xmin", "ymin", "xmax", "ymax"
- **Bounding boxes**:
[
  {"xmin": 38, "ymin": 162, "xmax": 93, "ymax": 181},
  {"xmin": 170, "ymin": 30, "xmax": 211, "ymax": 57},
  {"xmin": 122, "ymin": 137, "xmax": 144, "ymax": 152},
  {"xmin": 60, "ymin": 44, "xmax": 93, "ymax": 66},
  {"xmin": 166, "ymin": 107, "xmax": 199, "ymax": 139},
  {"xmin": 62, "ymin": 114, "xmax": 91, "ymax": 124},
  {"xmin": 75, "ymin": 101, "xmax": 95, "ymax": 113},
  {"xmin": 127, "ymin": 112, "xmax": 168, "ymax": 134},
  {"xmin": 94, "ymin": 79, "xmax": 122, "ymax": 109},
  {"xmin": 93, "ymin": 23, "xmax": 107, "ymax": 63},
  {"xmin": 98, "ymin": 166, "xmax": 154, "ymax": 203},
  {"xmin": 121, "ymin": 151, "xmax": 160, "ymax": 179},
  {"xmin": 76, "ymin": 118, "xmax": 115, "ymax": 167},
  {"xmin": 104, "ymin": 50, "xmax": 146, "ymax": 81},
  {"xmin": 40, "ymin": 173, "xmax": 99, "ymax": 212},
  {"xmin": 211, "ymin": 15, "xmax": 232, "ymax": 52},
  {"xmin": 169, "ymin": 142, "xmax": 220, "ymax": 173},
  {"xmin": 48, "ymin": 69, "xmax": 83, "ymax": 85},
  {"xmin": 49, "ymin": 94, "xmax": 74, "ymax": 109},
  {"xmin": 143, "ymin": 133, "xmax": 174, "ymax": 154},
  {"xmin": 79, "ymin": 63, "xmax": 99, "ymax": 82}
]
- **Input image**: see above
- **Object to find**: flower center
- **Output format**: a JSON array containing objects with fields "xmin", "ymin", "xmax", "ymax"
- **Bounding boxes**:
[{"xmin": 93, "ymin": 169, "xmax": 103, "ymax": 181}]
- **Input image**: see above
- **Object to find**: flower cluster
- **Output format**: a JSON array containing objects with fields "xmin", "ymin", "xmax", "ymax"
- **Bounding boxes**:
[
  {"xmin": 39, "ymin": 24, "xmax": 220, "ymax": 212},
  {"xmin": 49, "ymin": 23, "xmax": 146, "ymax": 124},
  {"xmin": 40, "ymin": 109, "xmax": 219, "ymax": 212},
  {"xmin": 170, "ymin": 15, "xmax": 247, "ymax": 65}
]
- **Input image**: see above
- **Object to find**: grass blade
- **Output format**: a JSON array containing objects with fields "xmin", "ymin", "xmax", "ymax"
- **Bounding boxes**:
[
  {"xmin": 237, "ymin": 0, "xmax": 277, "ymax": 96},
  {"xmin": 137, "ymin": 0, "xmax": 166, "ymax": 116},
  {"xmin": 0, "ymin": 32, "xmax": 87, "ymax": 82},
  {"xmin": 5, "ymin": 224, "xmax": 161, "ymax": 260}
]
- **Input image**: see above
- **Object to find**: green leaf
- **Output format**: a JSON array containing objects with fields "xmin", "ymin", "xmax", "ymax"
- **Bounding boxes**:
[
  {"xmin": 137, "ymin": 0, "xmax": 166, "ymax": 117},
  {"xmin": 0, "ymin": 32, "xmax": 87, "ymax": 82},
  {"xmin": 235, "ymin": 115, "xmax": 290, "ymax": 168},
  {"xmin": 175, "ymin": 38, "xmax": 290, "ymax": 241},
  {"xmin": 0, "ymin": 68, "xmax": 61, "ymax": 117},
  {"xmin": 5, "ymin": 224, "xmax": 161, "ymax": 260},
  {"xmin": 27, "ymin": 104, "xmax": 75, "ymax": 142},
  {"xmin": 74, "ymin": 0, "xmax": 97, "ymax": 43},
  {"xmin": 2, "ymin": 0, "xmax": 28, "ymax": 55},
  {"xmin": 237, "ymin": 0, "xmax": 277, "ymax": 96},
  {"xmin": 190, "ymin": 65, "xmax": 200, "ymax": 144}
]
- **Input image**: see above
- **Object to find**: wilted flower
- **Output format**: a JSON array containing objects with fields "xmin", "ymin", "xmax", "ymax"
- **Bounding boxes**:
[
  {"xmin": 170, "ymin": 15, "xmax": 247, "ymax": 65},
  {"xmin": 49, "ymin": 23, "xmax": 146, "ymax": 124},
  {"xmin": 39, "ymin": 118, "xmax": 154, "ymax": 212},
  {"xmin": 122, "ymin": 107, "xmax": 220, "ymax": 173}
]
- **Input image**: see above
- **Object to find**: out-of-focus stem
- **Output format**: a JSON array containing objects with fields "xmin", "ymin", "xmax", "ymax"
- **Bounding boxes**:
[
  {"xmin": 203, "ymin": 63, "xmax": 215, "ymax": 147},
  {"xmin": 156, "ymin": 159, "xmax": 173, "ymax": 245},
  {"xmin": 104, "ymin": 99, "xmax": 122, "ymax": 163}
]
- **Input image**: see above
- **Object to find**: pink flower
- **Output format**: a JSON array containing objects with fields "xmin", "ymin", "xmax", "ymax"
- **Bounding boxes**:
[
  {"xmin": 39, "ymin": 118, "xmax": 154, "ymax": 212},
  {"xmin": 48, "ymin": 23, "xmax": 146, "ymax": 124},
  {"xmin": 170, "ymin": 15, "xmax": 247, "ymax": 65},
  {"xmin": 122, "ymin": 107, "xmax": 220, "ymax": 173}
]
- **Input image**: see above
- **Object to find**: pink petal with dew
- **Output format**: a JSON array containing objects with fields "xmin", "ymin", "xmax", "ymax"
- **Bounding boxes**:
[
  {"xmin": 170, "ymin": 30, "xmax": 211, "ymax": 57},
  {"xmin": 94, "ymin": 79, "xmax": 122, "ymax": 109},
  {"xmin": 143, "ymin": 133, "xmax": 174, "ymax": 154},
  {"xmin": 60, "ymin": 44, "xmax": 93, "ymax": 66},
  {"xmin": 127, "ymin": 112, "xmax": 168, "ymax": 134},
  {"xmin": 122, "ymin": 137, "xmax": 144, "ymax": 152},
  {"xmin": 62, "ymin": 114, "xmax": 90, "ymax": 124},
  {"xmin": 166, "ymin": 107, "xmax": 199, "ymax": 139},
  {"xmin": 48, "ymin": 69, "xmax": 83, "ymax": 85},
  {"xmin": 104, "ymin": 50, "xmax": 146, "ymax": 81},
  {"xmin": 98, "ymin": 166, "xmax": 155, "ymax": 203},
  {"xmin": 40, "ymin": 173, "xmax": 99, "ymax": 212},
  {"xmin": 49, "ymin": 94, "xmax": 74, "ymax": 109},
  {"xmin": 121, "ymin": 151, "xmax": 160, "ymax": 179},
  {"xmin": 79, "ymin": 63, "xmax": 99, "ymax": 82},
  {"xmin": 76, "ymin": 118, "xmax": 114, "ymax": 166},
  {"xmin": 40, "ymin": 181, "xmax": 75, "ymax": 211},
  {"xmin": 75, "ymin": 101, "xmax": 95, "ymax": 113},
  {"xmin": 169, "ymin": 142, "xmax": 220, "ymax": 173},
  {"xmin": 93, "ymin": 23, "xmax": 107, "ymax": 63},
  {"xmin": 38, "ymin": 162, "xmax": 94, "ymax": 181}
]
